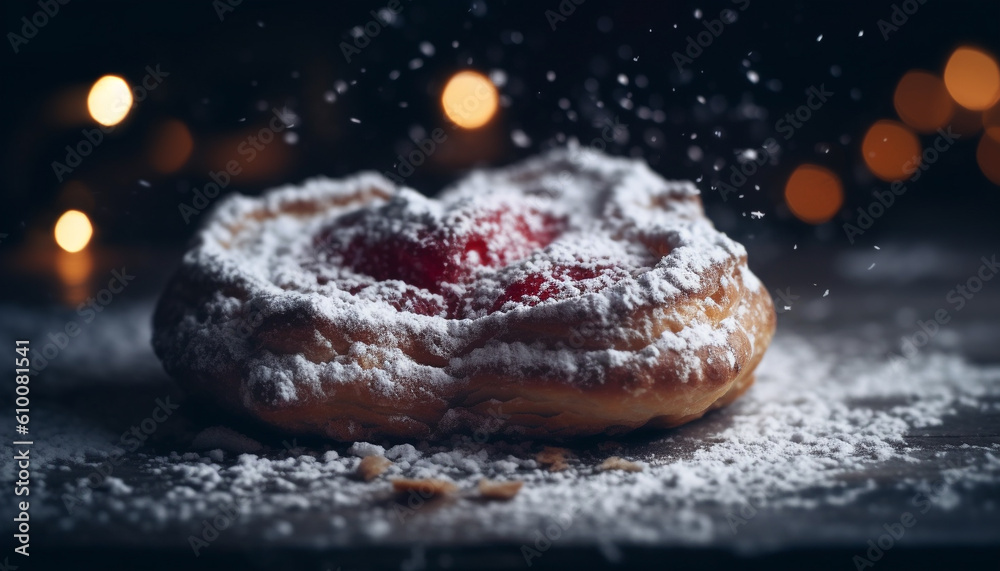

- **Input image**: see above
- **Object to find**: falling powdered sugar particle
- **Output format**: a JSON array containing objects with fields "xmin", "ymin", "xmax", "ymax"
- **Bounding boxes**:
[{"xmin": 510, "ymin": 129, "xmax": 531, "ymax": 148}]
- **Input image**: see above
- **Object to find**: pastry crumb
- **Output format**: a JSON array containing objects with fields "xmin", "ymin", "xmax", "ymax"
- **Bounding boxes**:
[
  {"xmin": 357, "ymin": 455, "xmax": 392, "ymax": 481},
  {"xmin": 391, "ymin": 478, "xmax": 457, "ymax": 496},
  {"xmin": 536, "ymin": 446, "xmax": 571, "ymax": 471},
  {"xmin": 597, "ymin": 456, "xmax": 644, "ymax": 472},
  {"xmin": 478, "ymin": 479, "xmax": 523, "ymax": 500}
]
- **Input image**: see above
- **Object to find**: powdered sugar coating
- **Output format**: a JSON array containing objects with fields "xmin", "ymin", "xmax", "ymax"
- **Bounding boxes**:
[{"xmin": 153, "ymin": 146, "xmax": 770, "ymax": 433}]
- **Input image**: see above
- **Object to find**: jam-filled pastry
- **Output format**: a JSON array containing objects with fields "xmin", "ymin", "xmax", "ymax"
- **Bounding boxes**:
[{"xmin": 153, "ymin": 147, "xmax": 776, "ymax": 440}]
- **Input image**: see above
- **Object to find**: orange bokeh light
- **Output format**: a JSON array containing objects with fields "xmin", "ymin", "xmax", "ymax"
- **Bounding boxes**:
[
  {"xmin": 148, "ymin": 119, "xmax": 194, "ymax": 173},
  {"xmin": 441, "ymin": 70, "xmax": 499, "ymax": 129},
  {"xmin": 984, "ymin": 103, "xmax": 1000, "ymax": 142},
  {"xmin": 54, "ymin": 210, "xmax": 93, "ymax": 253},
  {"xmin": 862, "ymin": 120, "xmax": 921, "ymax": 181},
  {"xmin": 87, "ymin": 75, "xmax": 132, "ymax": 126},
  {"xmin": 977, "ymin": 134, "xmax": 1000, "ymax": 185},
  {"xmin": 893, "ymin": 71, "xmax": 954, "ymax": 133},
  {"xmin": 784, "ymin": 164, "xmax": 844, "ymax": 224},
  {"xmin": 944, "ymin": 47, "xmax": 1000, "ymax": 111}
]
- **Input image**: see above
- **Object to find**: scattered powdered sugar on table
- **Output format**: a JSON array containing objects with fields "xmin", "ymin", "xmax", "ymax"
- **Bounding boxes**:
[{"xmin": 15, "ymin": 329, "xmax": 999, "ymax": 548}]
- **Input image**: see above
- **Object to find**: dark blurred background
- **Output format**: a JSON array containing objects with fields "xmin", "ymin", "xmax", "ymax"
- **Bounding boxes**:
[
  {"xmin": 4, "ymin": 5, "xmax": 1000, "ymax": 568},
  {"xmin": 2, "ymin": 0, "xmax": 1000, "ymax": 305}
]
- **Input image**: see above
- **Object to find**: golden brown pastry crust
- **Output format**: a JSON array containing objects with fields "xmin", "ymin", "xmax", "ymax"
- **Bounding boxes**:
[{"xmin": 153, "ymin": 148, "xmax": 776, "ymax": 441}]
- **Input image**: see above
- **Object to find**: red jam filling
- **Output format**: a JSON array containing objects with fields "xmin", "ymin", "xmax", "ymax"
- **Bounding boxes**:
[{"xmin": 315, "ymin": 199, "xmax": 625, "ymax": 317}]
